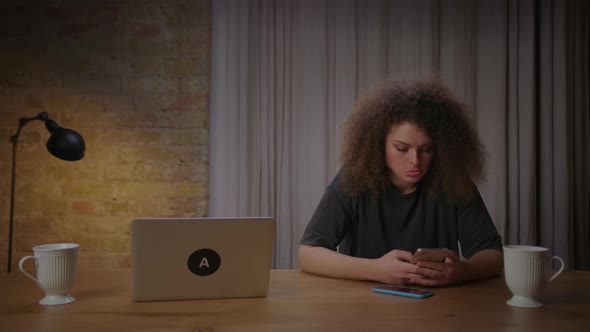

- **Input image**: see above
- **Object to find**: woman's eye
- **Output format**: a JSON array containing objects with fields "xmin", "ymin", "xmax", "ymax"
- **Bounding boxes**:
[
  {"xmin": 421, "ymin": 147, "xmax": 433, "ymax": 152},
  {"xmin": 395, "ymin": 147, "xmax": 408, "ymax": 152}
]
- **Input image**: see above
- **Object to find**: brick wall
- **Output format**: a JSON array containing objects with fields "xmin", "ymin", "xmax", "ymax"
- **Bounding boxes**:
[{"xmin": 0, "ymin": 0, "xmax": 210, "ymax": 271}]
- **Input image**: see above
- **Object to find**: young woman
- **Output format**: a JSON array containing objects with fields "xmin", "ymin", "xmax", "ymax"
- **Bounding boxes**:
[{"xmin": 298, "ymin": 78, "xmax": 503, "ymax": 287}]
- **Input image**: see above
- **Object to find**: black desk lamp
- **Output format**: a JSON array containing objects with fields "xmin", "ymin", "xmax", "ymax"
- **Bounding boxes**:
[{"xmin": 7, "ymin": 112, "xmax": 85, "ymax": 272}]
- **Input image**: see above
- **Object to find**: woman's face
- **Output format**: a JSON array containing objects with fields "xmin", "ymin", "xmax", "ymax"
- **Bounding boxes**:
[{"xmin": 385, "ymin": 122, "xmax": 434, "ymax": 194}]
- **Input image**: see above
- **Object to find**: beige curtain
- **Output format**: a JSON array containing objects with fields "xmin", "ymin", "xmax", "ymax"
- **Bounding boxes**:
[{"xmin": 210, "ymin": 0, "xmax": 589, "ymax": 269}]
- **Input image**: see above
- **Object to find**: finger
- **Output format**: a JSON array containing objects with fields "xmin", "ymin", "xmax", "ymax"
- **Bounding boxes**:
[
  {"xmin": 407, "ymin": 273, "xmax": 425, "ymax": 280},
  {"xmin": 411, "ymin": 277, "xmax": 444, "ymax": 287},
  {"xmin": 415, "ymin": 266, "xmax": 442, "ymax": 279},
  {"xmin": 416, "ymin": 268, "xmax": 440, "ymax": 279},
  {"xmin": 407, "ymin": 273, "xmax": 426, "ymax": 285},
  {"xmin": 392, "ymin": 249, "xmax": 413, "ymax": 262},
  {"xmin": 417, "ymin": 261, "xmax": 445, "ymax": 271},
  {"xmin": 401, "ymin": 261, "xmax": 421, "ymax": 274},
  {"xmin": 415, "ymin": 266, "xmax": 453, "ymax": 286},
  {"xmin": 390, "ymin": 275, "xmax": 413, "ymax": 285}
]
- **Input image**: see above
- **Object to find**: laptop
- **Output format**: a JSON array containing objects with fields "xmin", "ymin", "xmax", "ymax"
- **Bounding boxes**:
[{"xmin": 131, "ymin": 217, "xmax": 275, "ymax": 302}]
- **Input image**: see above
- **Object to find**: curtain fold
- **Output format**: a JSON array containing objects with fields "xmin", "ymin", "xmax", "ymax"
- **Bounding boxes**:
[
  {"xmin": 210, "ymin": 0, "xmax": 250, "ymax": 216},
  {"xmin": 566, "ymin": 0, "xmax": 589, "ymax": 269},
  {"xmin": 210, "ymin": 0, "xmax": 589, "ymax": 269}
]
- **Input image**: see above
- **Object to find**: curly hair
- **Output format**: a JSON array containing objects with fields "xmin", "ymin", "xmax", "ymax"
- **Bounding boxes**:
[{"xmin": 339, "ymin": 77, "xmax": 485, "ymax": 202}]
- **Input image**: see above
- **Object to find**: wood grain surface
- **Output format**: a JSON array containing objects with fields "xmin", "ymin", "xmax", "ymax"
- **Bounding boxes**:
[{"xmin": 1, "ymin": 269, "xmax": 589, "ymax": 331}]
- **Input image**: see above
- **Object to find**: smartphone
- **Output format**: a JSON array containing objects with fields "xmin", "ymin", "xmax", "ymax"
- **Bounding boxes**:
[
  {"xmin": 410, "ymin": 248, "xmax": 449, "ymax": 264},
  {"xmin": 372, "ymin": 285, "xmax": 433, "ymax": 299}
]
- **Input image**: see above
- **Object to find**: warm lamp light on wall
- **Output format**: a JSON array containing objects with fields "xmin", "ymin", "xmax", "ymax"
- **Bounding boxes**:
[{"xmin": 7, "ymin": 112, "xmax": 86, "ymax": 273}]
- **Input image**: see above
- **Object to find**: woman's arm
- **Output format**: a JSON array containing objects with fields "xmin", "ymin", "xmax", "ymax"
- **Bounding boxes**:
[
  {"xmin": 298, "ymin": 245, "xmax": 419, "ymax": 285},
  {"xmin": 458, "ymin": 248, "xmax": 503, "ymax": 281}
]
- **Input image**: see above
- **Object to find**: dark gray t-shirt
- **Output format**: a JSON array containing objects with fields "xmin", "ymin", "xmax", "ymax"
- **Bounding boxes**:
[{"xmin": 300, "ymin": 171, "xmax": 502, "ymax": 259}]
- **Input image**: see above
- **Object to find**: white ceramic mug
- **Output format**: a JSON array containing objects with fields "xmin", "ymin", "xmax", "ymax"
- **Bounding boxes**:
[
  {"xmin": 19, "ymin": 243, "xmax": 80, "ymax": 305},
  {"xmin": 503, "ymin": 245, "xmax": 564, "ymax": 308}
]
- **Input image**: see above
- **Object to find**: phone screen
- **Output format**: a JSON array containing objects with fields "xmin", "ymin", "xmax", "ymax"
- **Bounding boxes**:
[
  {"xmin": 372, "ymin": 285, "xmax": 433, "ymax": 299},
  {"xmin": 374, "ymin": 285, "xmax": 431, "ymax": 295}
]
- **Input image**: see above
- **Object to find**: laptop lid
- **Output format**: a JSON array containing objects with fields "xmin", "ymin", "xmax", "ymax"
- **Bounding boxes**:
[{"xmin": 131, "ymin": 217, "xmax": 275, "ymax": 302}]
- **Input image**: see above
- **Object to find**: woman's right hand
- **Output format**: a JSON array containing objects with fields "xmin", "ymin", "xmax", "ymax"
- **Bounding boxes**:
[{"xmin": 371, "ymin": 249, "xmax": 419, "ymax": 285}]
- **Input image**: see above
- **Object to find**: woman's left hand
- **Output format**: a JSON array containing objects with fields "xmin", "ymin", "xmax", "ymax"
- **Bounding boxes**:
[{"xmin": 408, "ymin": 250, "xmax": 465, "ymax": 286}]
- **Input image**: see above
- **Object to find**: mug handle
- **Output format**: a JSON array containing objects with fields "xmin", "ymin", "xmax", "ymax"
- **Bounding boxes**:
[
  {"xmin": 19, "ymin": 256, "xmax": 41, "ymax": 286},
  {"xmin": 547, "ymin": 255, "xmax": 565, "ymax": 283}
]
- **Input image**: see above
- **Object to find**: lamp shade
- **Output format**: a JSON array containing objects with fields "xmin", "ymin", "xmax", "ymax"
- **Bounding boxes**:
[{"xmin": 45, "ymin": 120, "xmax": 86, "ymax": 161}]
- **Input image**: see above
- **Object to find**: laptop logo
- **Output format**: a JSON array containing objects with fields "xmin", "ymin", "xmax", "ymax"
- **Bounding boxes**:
[{"xmin": 187, "ymin": 249, "xmax": 221, "ymax": 276}]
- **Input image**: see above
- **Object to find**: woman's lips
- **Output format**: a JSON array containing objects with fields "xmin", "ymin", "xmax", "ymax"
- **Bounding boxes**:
[{"xmin": 406, "ymin": 170, "xmax": 421, "ymax": 177}]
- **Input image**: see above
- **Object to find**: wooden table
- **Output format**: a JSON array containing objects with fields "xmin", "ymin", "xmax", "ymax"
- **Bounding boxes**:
[{"xmin": 1, "ymin": 269, "xmax": 589, "ymax": 331}]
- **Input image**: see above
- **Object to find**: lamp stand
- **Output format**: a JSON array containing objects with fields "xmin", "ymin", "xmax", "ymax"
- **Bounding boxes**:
[{"xmin": 7, "ymin": 116, "xmax": 36, "ymax": 273}]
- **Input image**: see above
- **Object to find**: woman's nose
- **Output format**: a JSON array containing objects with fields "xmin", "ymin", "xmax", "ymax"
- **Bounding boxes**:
[{"xmin": 409, "ymin": 150, "xmax": 419, "ymax": 165}]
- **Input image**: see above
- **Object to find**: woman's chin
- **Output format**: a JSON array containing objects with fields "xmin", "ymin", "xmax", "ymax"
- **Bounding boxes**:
[
  {"xmin": 392, "ymin": 175, "xmax": 423, "ymax": 193},
  {"xmin": 404, "ymin": 176, "xmax": 423, "ymax": 184}
]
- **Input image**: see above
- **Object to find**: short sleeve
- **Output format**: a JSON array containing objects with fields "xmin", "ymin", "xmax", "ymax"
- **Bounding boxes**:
[
  {"xmin": 299, "ymin": 177, "xmax": 353, "ymax": 251},
  {"xmin": 456, "ymin": 189, "xmax": 503, "ymax": 259}
]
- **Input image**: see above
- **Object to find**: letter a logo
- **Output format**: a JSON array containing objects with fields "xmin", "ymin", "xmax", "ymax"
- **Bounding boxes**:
[
  {"xmin": 199, "ymin": 257, "xmax": 210, "ymax": 268},
  {"xmin": 187, "ymin": 249, "xmax": 221, "ymax": 276}
]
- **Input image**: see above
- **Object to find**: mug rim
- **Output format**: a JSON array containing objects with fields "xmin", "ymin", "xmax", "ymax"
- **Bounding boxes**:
[
  {"xmin": 503, "ymin": 245, "xmax": 549, "ymax": 252},
  {"xmin": 33, "ymin": 243, "xmax": 80, "ymax": 251}
]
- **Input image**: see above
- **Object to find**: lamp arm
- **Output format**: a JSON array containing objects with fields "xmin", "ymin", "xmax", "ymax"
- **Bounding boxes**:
[{"xmin": 9, "ymin": 112, "xmax": 48, "ymax": 144}]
